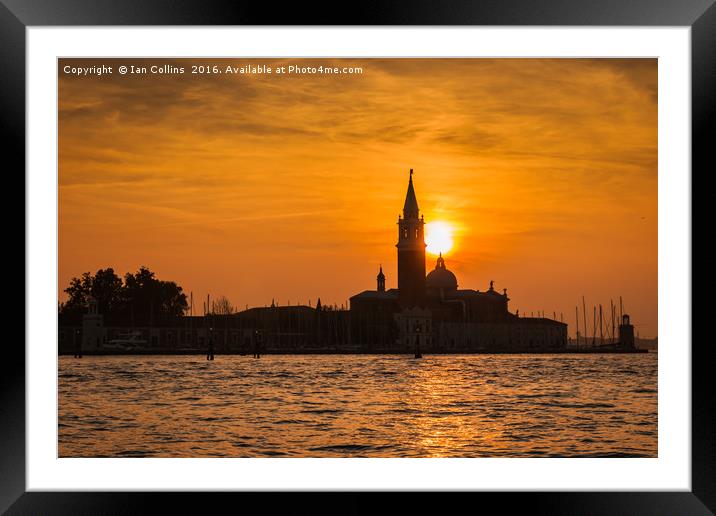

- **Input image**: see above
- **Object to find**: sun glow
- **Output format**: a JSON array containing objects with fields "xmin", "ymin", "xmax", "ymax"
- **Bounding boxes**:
[{"xmin": 425, "ymin": 221, "xmax": 454, "ymax": 255}]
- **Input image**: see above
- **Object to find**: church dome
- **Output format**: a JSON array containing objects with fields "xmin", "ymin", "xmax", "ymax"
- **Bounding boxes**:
[{"xmin": 426, "ymin": 254, "xmax": 458, "ymax": 291}]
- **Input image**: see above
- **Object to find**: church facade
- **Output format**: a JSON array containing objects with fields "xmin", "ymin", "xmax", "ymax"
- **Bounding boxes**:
[{"xmin": 349, "ymin": 170, "xmax": 568, "ymax": 352}]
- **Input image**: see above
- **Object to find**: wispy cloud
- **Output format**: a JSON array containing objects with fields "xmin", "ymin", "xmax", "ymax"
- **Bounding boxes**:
[{"xmin": 58, "ymin": 57, "xmax": 658, "ymax": 335}]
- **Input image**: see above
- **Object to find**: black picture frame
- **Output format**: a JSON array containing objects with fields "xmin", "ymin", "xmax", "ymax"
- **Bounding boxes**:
[{"xmin": 3, "ymin": 1, "xmax": 710, "ymax": 514}]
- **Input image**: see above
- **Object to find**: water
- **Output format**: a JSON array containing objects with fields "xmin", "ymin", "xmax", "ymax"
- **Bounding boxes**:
[{"xmin": 58, "ymin": 353, "xmax": 657, "ymax": 458}]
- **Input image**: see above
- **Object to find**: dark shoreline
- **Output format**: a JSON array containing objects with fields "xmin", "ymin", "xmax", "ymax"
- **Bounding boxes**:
[{"xmin": 60, "ymin": 349, "xmax": 650, "ymax": 356}]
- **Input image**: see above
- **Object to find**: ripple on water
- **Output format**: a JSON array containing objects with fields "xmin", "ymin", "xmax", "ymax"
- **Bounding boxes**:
[{"xmin": 58, "ymin": 354, "xmax": 658, "ymax": 458}]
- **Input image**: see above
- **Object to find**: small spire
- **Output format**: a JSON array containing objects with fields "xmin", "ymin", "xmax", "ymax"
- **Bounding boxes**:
[{"xmin": 489, "ymin": 280, "xmax": 494, "ymax": 291}]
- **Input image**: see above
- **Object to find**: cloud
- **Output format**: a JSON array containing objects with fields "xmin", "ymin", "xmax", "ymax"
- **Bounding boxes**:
[{"xmin": 58, "ymin": 57, "xmax": 658, "ymax": 336}]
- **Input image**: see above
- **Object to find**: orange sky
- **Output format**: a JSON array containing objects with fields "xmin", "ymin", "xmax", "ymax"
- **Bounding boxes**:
[{"xmin": 58, "ymin": 58, "xmax": 657, "ymax": 337}]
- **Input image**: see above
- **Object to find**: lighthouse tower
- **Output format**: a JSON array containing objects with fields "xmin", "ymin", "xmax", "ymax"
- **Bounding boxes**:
[{"xmin": 396, "ymin": 169, "xmax": 426, "ymax": 304}]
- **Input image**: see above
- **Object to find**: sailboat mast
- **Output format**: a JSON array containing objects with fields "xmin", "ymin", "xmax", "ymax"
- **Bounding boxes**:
[
  {"xmin": 582, "ymin": 296, "xmax": 588, "ymax": 349},
  {"xmin": 611, "ymin": 300, "xmax": 616, "ymax": 343}
]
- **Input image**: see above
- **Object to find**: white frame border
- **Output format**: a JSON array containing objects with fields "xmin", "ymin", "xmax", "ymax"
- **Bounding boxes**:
[{"xmin": 27, "ymin": 27, "xmax": 690, "ymax": 491}]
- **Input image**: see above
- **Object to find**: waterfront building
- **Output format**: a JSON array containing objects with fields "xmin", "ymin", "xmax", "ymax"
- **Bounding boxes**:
[
  {"xmin": 59, "ymin": 169, "xmax": 568, "ymax": 354},
  {"xmin": 349, "ymin": 170, "xmax": 568, "ymax": 352}
]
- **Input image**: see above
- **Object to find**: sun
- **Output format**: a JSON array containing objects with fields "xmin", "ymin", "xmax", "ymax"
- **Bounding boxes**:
[{"xmin": 425, "ymin": 221, "xmax": 454, "ymax": 255}]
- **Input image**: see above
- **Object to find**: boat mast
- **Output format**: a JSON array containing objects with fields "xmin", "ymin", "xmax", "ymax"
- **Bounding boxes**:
[
  {"xmin": 611, "ymin": 300, "xmax": 616, "ymax": 344},
  {"xmin": 582, "ymin": 296, "xmax": 588, "ymax": 349}
]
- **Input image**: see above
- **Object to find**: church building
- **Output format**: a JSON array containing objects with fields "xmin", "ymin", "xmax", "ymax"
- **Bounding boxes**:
[{"xmin": 349, "ymin": 170, "xmax": 567, "ymax": 352}]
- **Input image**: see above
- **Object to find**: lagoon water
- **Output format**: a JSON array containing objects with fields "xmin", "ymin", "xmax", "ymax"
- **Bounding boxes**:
[{"xmin": 58, "ymin": 353, "xmax": 657, "ymax": 457}]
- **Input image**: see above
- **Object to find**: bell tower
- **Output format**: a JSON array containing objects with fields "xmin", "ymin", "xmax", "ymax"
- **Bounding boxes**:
[{"xmin": 397, "ymin": 169, "xmax": 426, "ymax": 304}]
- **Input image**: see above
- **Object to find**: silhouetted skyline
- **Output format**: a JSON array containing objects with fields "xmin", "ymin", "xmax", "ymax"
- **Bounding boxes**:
[{"xmin": 58, "ymin": 58, "xmax": 657, "ymax": 337}]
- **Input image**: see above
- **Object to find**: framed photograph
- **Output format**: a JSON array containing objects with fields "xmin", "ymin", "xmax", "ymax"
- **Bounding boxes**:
[{"xmin": 5, "ymin": 0, "xmax": 711, "ymax": 513}]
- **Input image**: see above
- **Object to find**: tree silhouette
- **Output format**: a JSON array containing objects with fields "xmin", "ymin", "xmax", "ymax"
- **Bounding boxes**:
[
  {"xmin": 61, "ymin": 268, "xmax": 123, "ymax": 317},
  {"xmin": 211, "ymin": 295, "xmax": 235, "ymax": 315},
  {"xmin": 91, "ymin": 268, "xmax": 124, "ymax": 314},
  {"xmin": 59, "ymin": 266, "xmax": 188, "ymax": 323},
  {"xmin": 122, "ymin": 266, "xmax": 188, "ymax": 322},
  {"xmin": 60, "ymin": 271, "xmax": 93, "ymax": 317}
]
